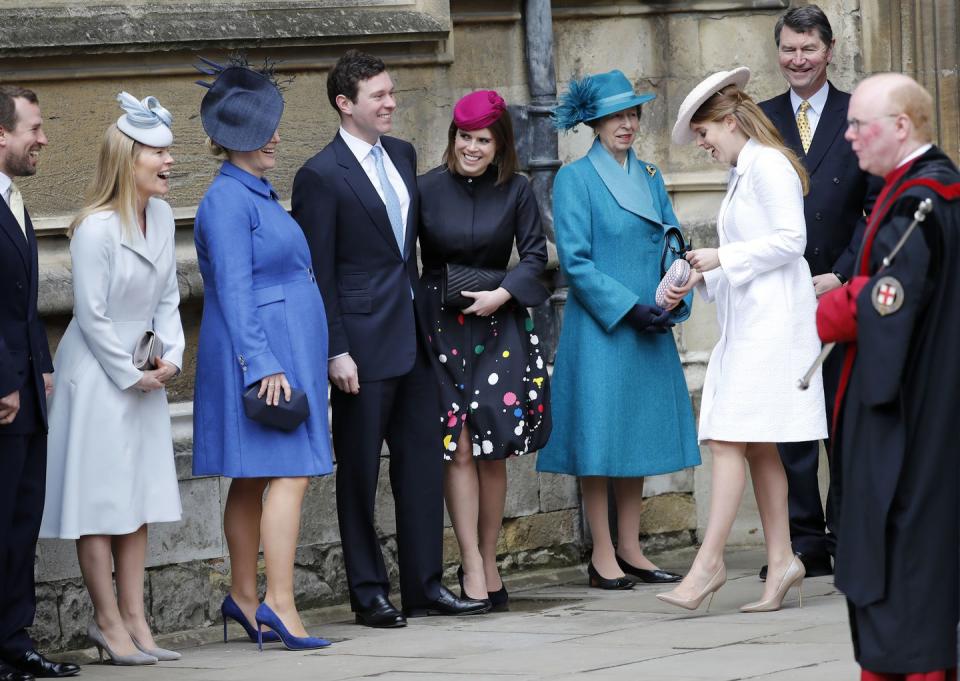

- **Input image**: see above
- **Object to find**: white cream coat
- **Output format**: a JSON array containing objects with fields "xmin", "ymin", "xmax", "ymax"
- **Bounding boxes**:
[
  {"xmin": 41, "ymin": 198, "xmax": 184, "ymax": 538},
  {"xmin": 697, "ymin": 139, "xmax": 827, "ymax": 443}
]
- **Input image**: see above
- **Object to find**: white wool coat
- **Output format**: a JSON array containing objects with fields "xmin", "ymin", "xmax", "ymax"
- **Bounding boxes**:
[
  {"xmin": 697, "ymin": 139, "xmax": 827, "ymax": 443},
  {"xmin": 41, "ymin": 198, "xmax": 184, "ymax": 538}
]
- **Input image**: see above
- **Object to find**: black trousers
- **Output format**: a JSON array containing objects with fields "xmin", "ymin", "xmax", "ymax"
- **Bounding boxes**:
[
  {"xmin": 776, "ymin": 347, "xmax": 843, "ymax": 561},
  {"xmin": 331, "ymin": 346, "xmax": 444, "ymax": 611},
  {"xmin": 0, "ymin": 430, "xmax": 46, "ymax": 656}
]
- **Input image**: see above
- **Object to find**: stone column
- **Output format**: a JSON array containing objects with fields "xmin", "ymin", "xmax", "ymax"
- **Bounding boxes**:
[{"xmin": 860, "ymin": 0, "xmax": 959, "ymax": 162}]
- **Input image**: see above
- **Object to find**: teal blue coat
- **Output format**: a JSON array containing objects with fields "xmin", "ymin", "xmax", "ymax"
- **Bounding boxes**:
[{"xmin": 536, "ymin": 141, "xmax": 700, "ymax": 477}]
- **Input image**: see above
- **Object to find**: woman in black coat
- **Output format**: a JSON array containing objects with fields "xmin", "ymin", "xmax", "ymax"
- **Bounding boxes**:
[{"xmin": 418, "ymin": 90, "xmax": 551, "ymax": 610}]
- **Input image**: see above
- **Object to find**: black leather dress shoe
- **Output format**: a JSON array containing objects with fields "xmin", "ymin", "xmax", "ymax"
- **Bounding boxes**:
[
  {"xmin": 355, "ymin": 594, "xmax": 407, "ymax": 628},
  {"xmin": 0, "ymin": 660, "xmax": 33, "ymax": 681},
  {"xmin": 3, "ymin": 650, "xmax": 78, "ymax": 678},
  {"xmin": 615, "ymin": 555, "xmax": 683, "ymax": 583},
  {"xmin": 403, "ymin": 585, "xmax": 491, "ymax": 618}
]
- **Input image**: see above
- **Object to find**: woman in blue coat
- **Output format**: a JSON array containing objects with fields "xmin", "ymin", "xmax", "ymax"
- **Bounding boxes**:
[
  {"xmin": 536, "ymin": 70, "xmax": 700, "ymax": 589},
  {"xmin": 192, "ymin": 60, "xmax": 333, "ymax": 650}
]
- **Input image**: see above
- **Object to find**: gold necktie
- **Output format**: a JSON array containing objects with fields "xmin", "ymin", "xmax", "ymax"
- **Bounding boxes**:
[{"xmin": 796, "ymin": 100, "xmax": 813, "ymax": 154}]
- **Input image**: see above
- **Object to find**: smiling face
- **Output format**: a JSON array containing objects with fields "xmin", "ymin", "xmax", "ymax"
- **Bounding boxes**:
[
  {"xmin": 777, "ymin": 26, "xmax": 833, "ymax": 99},
  {"xmin": 593, "ymin": 108, "xmax": 639, "ymax": 162},
  {"xmin": 0, "ymin": 97, "xmax": 48, "ymax": 178},
  {"xmin": 338, "ymin": 71, "xmax": 396, "ymax": 145},
  {"xmin": 453, "ymin": 127, "xmax": 497, "ymax": 177},
  {"xmin": 229, "ymin": 130, "xmax": 280, "ymax": 178},
  {"xmin": 133, "ymin": 144, "xmax": 173, "ymax": 204},
  {"xmin": 690, "ymin": 116, "xmax": 746, "ymax": 166}
]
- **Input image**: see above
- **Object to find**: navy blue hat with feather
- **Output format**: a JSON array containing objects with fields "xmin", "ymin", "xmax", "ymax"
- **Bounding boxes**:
[
  {"xmin": 553, "ymin": 70, "xmax": 655, "ymax": 131},
  {"xmin": 195, "ymin": 55, "xmax": 289, "ymax": 152}
]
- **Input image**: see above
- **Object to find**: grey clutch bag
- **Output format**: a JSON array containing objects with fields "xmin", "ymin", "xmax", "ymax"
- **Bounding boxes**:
[{"xmin": 133, "ymin": 330, "xmax": 164, "ymax": 371}]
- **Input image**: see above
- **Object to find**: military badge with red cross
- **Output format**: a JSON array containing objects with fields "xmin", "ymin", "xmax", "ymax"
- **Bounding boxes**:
[{"xmin": 871, "ymin": 276, "xmax": 904, "ymax": 316}]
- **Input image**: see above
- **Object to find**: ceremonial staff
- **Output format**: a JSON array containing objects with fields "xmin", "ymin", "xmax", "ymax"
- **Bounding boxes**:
[{"xmin": 797, "ymin": 197, "xmax": 934, "ymax": 390}]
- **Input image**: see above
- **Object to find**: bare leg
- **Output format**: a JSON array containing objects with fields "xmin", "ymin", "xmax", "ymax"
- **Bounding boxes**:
[
  {"xmin": 745, "ymin": 442, "xmax": 796, "ymax": 600},
  {"xmin": 224, "ymin": 477, "xmax": 269, "ymax": 627},
  {"xmin": 664, "ymin": 440, "xmax": 747, "ymax": 599},
  {"xmin": 477, "ymin": 457, "xmax": 507, "ymax": 591},
  {"xmin": 261, "ymin": 476, "xmax": 310, "ymax": 637},
  {"xmin": 444, "ymin": 426, "xmax": 487, "ymax": 598},
  {"xmin": 112, "ymin": 525, "xmax": 157, "ymax": 649},
  {"xmin": 76, "ymin": 535, "xmax": 138, "ymax": 656},
  {"xmin": 612, "ymin": 477, "xmax": 659, "ymax": 571},
  {"xmin": 580, "ymin": 477, "xmax": 624, "ymax": 578}
]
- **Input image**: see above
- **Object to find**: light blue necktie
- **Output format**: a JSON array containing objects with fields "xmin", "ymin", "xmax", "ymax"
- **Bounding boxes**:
[{"xmin": 369, "ymin": 145, "xmax": 405, "ymax": 255}]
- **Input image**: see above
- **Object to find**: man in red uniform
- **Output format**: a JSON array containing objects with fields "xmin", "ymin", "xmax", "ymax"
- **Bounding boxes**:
[{"xmin": 817, "ymin": 73, "xmax": 960, "ymax": 681}]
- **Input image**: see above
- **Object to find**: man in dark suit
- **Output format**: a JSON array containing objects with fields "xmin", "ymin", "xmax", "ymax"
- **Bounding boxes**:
[
  {"xmin": 758, "ymin": 5, "xmax": 878, "ymax": 580},
  {"xmin": 292, "ymin": 51, "xmax": 487, "ymax": 627},
  {"xmin": 0, "ymin": 86, "xmax": 79, "ymax": 680}
]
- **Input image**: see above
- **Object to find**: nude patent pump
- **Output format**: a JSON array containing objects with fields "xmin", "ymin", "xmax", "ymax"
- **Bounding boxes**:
[
  {"xmin": 656, "ymin": 564, "xmax": 726, "ymax": 611},
  {"xmin": 740, "ymin": 555, "xmax": 805, "ymax": 612}
]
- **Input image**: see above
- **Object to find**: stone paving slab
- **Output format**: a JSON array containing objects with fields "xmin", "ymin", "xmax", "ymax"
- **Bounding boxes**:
[{"xmin": 63, "ymin": 547, "xmax": 860, "ymax": 681}]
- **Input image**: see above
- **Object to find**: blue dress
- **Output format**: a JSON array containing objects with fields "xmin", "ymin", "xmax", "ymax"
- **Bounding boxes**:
[
  {"xmin": 192, "ymin": 162, "xmax": 333, "ymax": 478},
  {"xmin": 536, "ymin": 141, "xmax": 700, "ymax": 477}
]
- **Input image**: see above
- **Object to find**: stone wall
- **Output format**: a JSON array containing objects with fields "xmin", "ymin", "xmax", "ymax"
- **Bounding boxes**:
[{"xmin": 10, "ymin": 0, "xmax": 954, "ymax": 653}]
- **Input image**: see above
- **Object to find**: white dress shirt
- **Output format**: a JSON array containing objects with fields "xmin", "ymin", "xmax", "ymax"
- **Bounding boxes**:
[
  {"xmin": 338, "ymin": 126, "xmax": 410, "ymax": 238},
  {"xmin": 790, "ymin": 81, "xmax": 830, "ymax": 137},
  {"xmin": 0, "ymin": 171, "xmax": 11, "ymax": 206}
]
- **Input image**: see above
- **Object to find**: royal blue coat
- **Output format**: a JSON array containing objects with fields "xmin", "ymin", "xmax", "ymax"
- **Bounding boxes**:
[
  {"xmin": 192, "ymin": 162, "xmax": 333, "ymax": 478},
  {"xmin": 536, "ymin": 143, "xmax": 700, "ymax": 477}
]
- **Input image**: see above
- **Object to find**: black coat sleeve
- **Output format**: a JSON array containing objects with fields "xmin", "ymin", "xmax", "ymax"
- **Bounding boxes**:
[
  {"xmin": 833, "ymin": 173, "xmax": 884, "ymax": 279},
  {"xmin": 500, "ymin": 178, "xmax": 549, "ymax": 307},
  {"xmin": 292, "ymin": 164, "xmax": 349, "ymax": 359}
]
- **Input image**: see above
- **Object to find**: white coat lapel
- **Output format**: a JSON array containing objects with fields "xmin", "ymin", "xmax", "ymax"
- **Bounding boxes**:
[{"xmin": 120, "ymin": 198, "xmax": 167, "ymax": 267}]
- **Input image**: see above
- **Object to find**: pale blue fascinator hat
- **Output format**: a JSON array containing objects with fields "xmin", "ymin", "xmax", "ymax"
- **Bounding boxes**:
[
  {"xmin": 116, "ymin": 92, "xmax": 173, "ymax": 147},
  {"xmin": 552, "ymin": 70, "xmax": 656, "ymax": 131}
]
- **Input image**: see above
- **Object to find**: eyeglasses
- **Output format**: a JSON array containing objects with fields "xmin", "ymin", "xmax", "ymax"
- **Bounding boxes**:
[{"xmin": 846, "ymin": 113, "xmax": 901, "ymax": 133}]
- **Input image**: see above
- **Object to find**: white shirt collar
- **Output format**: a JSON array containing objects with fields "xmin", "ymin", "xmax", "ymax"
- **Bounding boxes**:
[
  {"xmin": 896, "ymin": 143, "xmax": 933, "ymax": 170},
  {"xmin": 790, "ymin": 81, "xmax": 829, "ymax": 117},
  {"xmin": 0, "ymin": 171, "xmax": 11, "ymax": 202},
  {"xmin": 339, "ymin": 126, "xmax": 383, "ymax": 163}
]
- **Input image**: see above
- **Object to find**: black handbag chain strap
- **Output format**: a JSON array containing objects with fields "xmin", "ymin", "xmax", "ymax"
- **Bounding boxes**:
[{"xmin": 661, "ymin": 227, "xmax": 692, "ymax": 276}]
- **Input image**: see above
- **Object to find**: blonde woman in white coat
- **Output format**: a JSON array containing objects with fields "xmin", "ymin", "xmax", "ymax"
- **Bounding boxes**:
[
  {"xmin": 40, "ymin": 94, "xmax": 184, "ymax": 664},
  {"xmin": 658, "ymin": 68, "xmax": 826, "ymax": 613}
]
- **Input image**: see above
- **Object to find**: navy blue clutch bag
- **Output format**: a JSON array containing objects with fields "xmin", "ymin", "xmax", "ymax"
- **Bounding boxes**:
[{"xmin": 242, "ymin": 385, "xmax": 310, "ymax": 432}]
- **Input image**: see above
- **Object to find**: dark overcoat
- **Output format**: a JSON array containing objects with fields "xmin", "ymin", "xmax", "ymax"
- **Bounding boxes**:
[{"xmin": 832, "ymin": 147, "xmax": 960, "ymax": 674}]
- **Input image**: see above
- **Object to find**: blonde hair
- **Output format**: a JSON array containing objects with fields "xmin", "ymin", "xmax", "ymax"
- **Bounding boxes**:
[
  {"xmin": 692, "ymin": 84, "xmax": 810, "ymax": 195},
  {"xmin": 68, "ymin": 124, "xmax": 144, "ymax": 238},
  {"xmin": 206, "ymin": 136, "xmax": 227, "ymax": 158}
]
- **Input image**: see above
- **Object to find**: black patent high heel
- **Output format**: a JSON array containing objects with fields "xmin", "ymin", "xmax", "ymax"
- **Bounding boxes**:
[
  {"xmin": 457, "ymin": 565, "xmax": 493, "ymax": 606},
  {"xmin": 587, "ymin": 562, "xmax": 634, "ymax": 590},
  {"xmin": 487, "ymin": 583, "xmax": 509, "ymax": 612}
]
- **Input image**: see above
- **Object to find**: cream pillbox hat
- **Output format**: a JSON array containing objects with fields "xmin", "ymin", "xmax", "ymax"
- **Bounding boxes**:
[{"xmin": 116, "ymin": 91, "xmax": 173, "ymax": 148}]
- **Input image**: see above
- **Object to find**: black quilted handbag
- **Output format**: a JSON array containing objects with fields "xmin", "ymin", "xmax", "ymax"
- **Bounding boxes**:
[{"xmin": 441, "ymin": 263, "xmax": 507, "ymax": 310}]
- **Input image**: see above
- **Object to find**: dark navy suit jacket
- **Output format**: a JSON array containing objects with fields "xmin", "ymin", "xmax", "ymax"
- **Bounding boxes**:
[
  {"xmin": 0, "ymin": 198, "xmax": 52, "ymax": 435},
  {"xmin": 292, "ymin": 132, "xmax": 423, "ymax": 382},
  {"xmin": 760, "ymin": 82, "xmax": 879, "ymax": 278}
]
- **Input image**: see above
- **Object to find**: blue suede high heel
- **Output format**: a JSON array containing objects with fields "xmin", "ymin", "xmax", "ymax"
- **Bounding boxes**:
[
  {"xmin": 221, "ymin": 595, "xmax": 280, "ymax": 644},
  {"xmin": 255, "ymin": 603, "xmax": 331, "ymax": 651}
]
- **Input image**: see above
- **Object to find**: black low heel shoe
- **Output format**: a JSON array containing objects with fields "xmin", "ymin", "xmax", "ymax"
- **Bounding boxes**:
[
  {"xmin": 488, "ymin": 583, "xmax": 509, "ymax": 612},
  {"xmin": 587, "ymin": 562, "xmax": 634, "ymax": 590},
  {"xmin": 615, "ymin": 554, "xmax": 683, "ymax": 584}
]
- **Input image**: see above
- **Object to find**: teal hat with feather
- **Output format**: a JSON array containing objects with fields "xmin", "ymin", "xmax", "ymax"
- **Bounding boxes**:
[{"xmin": 553, "ymin": 70, "xmax": 656, "ymax": 131}]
